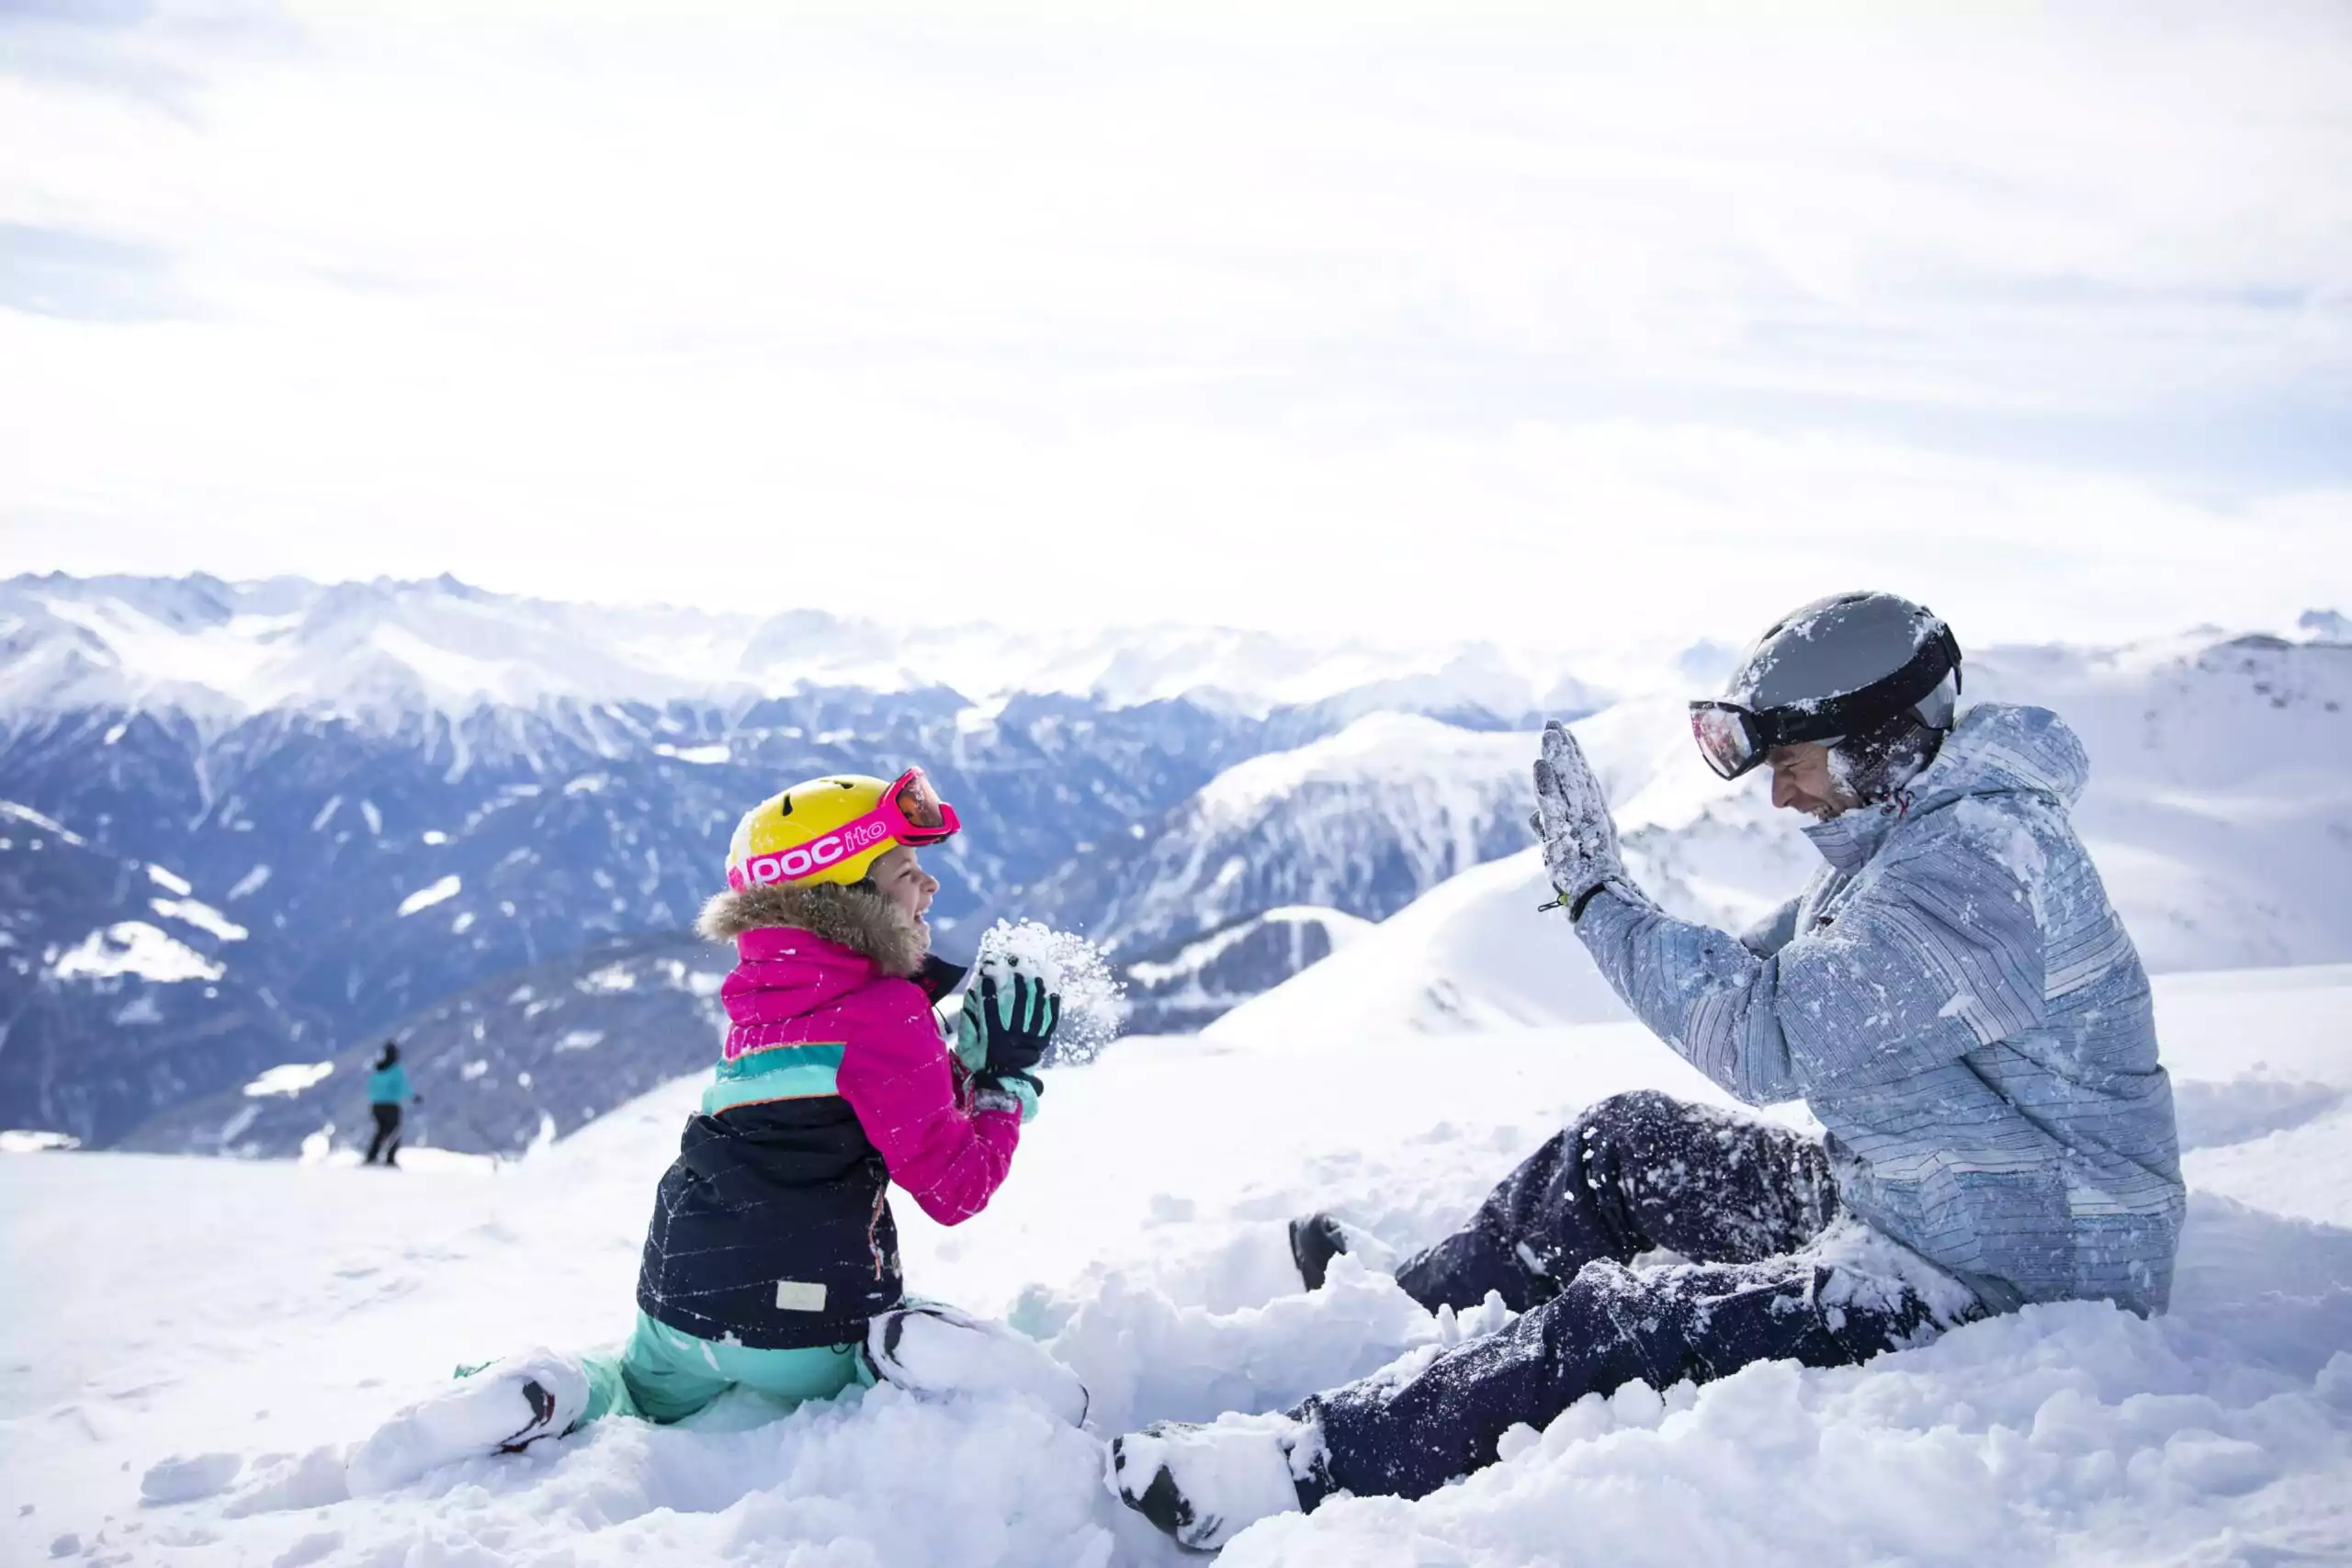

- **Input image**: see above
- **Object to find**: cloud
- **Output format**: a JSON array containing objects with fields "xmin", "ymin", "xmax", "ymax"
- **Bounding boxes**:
[
  {"xmin": 0, "ymin": 1, "xmax": 2346, "ymax": 645},
  {"xmin": 0, "ymin": 221, "xmax": 187, "ymax": 319},
  {"xmin": 0, "ymin": 0, "xmax": 296, "ymax": 111}
]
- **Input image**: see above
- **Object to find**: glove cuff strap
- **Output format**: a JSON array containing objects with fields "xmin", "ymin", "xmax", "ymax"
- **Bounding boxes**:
[
  {"xmin": 1568, "ymin": 883, "xmax": 1612, "ymax": 923},
  {"xmin": 971, "ymin": 1084, "xmax": 1024, "ymax": 1117}
]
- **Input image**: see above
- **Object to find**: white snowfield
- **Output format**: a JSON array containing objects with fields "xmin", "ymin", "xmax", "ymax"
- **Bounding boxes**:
[{"xmin": 4, "ymin": 964, "xmax": 2349, "ymax": 1566}]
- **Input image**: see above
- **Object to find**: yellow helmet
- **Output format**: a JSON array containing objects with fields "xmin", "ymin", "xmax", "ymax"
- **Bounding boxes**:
[{"xmin": 724, "ymin": 768, "xmax": 960, "ymax": 892}]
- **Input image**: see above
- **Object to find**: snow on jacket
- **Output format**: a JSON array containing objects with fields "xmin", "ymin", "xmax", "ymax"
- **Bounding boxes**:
[
  {"xmin": 636, "ymin": 883, "xmax": 1022, "ymax": 1349},
  {"xmin": 366, "ymin": 1064, "xmax": 411, "ymax": 1105},
  {"xmin": 1577, "ymin": 703, "xmax": 2185, "ymax": 1314}
]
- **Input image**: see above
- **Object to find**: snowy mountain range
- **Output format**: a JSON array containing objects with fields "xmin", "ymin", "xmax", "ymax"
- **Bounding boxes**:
[
  {"xmin": 1026, "ymin": 715, "xmax": 1541, "ymax": 956},
  {"xmin": 5, "ymin": 571, "xmax": 2346, "ymax": 1159},
  {"xmin": 0, "ymin": 572, "xmax": 1608, "ymax": 1152},
  {"xmin": 0, "ymin": 571, "xmax": 1611, "ymax": 727}
]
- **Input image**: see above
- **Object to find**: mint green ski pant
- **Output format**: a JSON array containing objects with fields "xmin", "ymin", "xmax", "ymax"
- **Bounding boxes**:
[{"xmin": 579, "ymin": 1310, "xmax": 876, "ymax": 1426}]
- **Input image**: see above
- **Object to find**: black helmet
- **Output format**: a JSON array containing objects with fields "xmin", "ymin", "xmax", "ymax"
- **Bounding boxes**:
[{"xmin": 1690, "ymin": 591, "xmax": 1962, "ymax": 783}]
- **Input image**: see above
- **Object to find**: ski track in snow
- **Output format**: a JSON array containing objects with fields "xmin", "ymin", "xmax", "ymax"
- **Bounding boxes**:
[{"xmin": 5, "ymin": 968, "xmax": 2351, "ymax": 1566}]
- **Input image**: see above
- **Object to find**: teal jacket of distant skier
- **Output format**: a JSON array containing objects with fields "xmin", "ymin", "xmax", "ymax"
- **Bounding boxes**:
[
  {"xmin": 366, "ymin": 1064, "xmax": 411, "ymax": 1105},
  {"xmin": 1577, "ymin": 703, "xmax": 2186, "ymax": 1314}
]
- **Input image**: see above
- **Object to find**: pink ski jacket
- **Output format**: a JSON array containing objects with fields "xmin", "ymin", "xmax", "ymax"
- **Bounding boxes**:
[
  {"xmin": 635, "ymin": 882, "xmax": 1020, "ymax": 1349},
  {"xmin": 715, "ymin": 924, "xmax": 1021, "ymax": 1224}
]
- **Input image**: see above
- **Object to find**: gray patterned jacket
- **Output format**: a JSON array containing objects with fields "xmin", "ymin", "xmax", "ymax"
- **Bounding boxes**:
[{"xmin": 1577, "ymin": 703, "xmax": 2185, "ymax": 1314}]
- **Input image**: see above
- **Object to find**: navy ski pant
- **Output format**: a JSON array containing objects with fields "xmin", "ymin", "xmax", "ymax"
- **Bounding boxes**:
[{"xmin": 1302, "ymin": 1090, "xmax": 1981, "ymax": 1503}]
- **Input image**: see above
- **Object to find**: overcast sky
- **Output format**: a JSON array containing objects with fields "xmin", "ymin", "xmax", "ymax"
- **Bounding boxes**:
[{"xmin": 3, "ymin": 0, "xmax": 2347, "ymax": 651}]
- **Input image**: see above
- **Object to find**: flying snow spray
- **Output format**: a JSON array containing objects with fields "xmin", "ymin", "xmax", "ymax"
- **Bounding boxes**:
[{"xmin": 969, "ymin": 919, "xmax": 1126, "ymax": 1065}]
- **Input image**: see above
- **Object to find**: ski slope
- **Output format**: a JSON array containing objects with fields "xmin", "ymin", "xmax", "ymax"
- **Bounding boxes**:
[{"xmin": 5, "ymin": 965, "xmax": 2350, "ymax": 1566}]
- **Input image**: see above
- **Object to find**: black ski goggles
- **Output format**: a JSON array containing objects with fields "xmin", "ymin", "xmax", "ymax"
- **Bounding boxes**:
[
  {"xmin": 1688, "ymin": 626, "xmax": 1962, "ymax": 782},
  {"xmin": 1688, "ymin": 703, "xmax": 1779, "ymax": 781}
]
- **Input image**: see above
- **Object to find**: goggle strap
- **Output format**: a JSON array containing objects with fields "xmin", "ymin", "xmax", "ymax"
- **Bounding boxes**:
[{"xmin": 1701, "ymin": 626, "xmax": 1962, "ymax": 763}]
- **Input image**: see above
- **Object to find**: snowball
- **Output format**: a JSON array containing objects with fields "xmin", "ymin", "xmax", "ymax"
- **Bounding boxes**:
[{"xmin": 971, "ymin": 919, "xmax": 1126, "ymax": 1065}]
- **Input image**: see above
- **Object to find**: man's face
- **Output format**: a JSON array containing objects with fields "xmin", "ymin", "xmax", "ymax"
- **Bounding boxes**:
[{"xmin": 1766, "ymin": 743, "xmax": 1859, "ymax": 820}]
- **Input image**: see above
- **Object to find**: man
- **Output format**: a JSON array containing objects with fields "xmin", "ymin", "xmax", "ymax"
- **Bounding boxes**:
[{"xmin": 1110, "ymin": 591, "xmax": 2185, "ymax": 1550}]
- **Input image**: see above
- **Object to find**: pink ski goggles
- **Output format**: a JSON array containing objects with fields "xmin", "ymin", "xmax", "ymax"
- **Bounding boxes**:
[{"xmin": 727, "ymin": 767, "xmax": 962, "ymax": 890}]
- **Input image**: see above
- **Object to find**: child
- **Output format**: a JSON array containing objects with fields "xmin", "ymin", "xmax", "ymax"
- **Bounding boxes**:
[{"xmin": 349, "ymin": 768, "xmax": 1083, "ymax": 1494}]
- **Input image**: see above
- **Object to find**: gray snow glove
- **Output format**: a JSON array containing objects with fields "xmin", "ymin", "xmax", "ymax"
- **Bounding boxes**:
[{"xmin": 1531, "ymin": 719, "xmax": 1629, "ymax": 921}]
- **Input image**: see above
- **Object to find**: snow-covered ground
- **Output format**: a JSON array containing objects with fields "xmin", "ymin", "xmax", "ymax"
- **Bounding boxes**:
[{"xmin": 6, "ymin": 964, "xmax": 2350, "ymax": 1566}]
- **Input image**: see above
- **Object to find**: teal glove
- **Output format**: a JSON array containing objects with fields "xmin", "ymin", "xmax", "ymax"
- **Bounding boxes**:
[{"xmin": 956, "ymin": 974, "xmax": 1058, "ymax": 1123}]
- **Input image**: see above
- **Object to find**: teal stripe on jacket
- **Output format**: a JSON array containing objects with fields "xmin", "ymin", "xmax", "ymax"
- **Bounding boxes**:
[{"xmin": 703, "ymin": 1043, "xmax": 846, "ymax": 1115}]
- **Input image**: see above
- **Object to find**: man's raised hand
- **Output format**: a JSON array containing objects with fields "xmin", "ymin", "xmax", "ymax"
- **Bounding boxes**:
[{"xmin": 1531, "ymin": 720, "xmax": 1626, "ymax": 918}]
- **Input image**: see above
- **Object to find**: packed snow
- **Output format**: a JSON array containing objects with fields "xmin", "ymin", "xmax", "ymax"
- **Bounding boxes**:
[{"xmin": 4, "ymin": 964, "xmax": 2347, "ymax": 1565}]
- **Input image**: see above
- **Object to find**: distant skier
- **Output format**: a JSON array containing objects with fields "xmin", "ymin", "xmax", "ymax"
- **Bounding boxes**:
[
  {"xmin": 1112, "ymin": 591, "xmax": 2188, "ymax": 1549},
  {"xmin": 362, "ymin": 1043, "xmax": 413, "ymax": 1168},
  {"xmin": 348, "ymin": 768, "xmax": 1083, "ymax": 1494}
]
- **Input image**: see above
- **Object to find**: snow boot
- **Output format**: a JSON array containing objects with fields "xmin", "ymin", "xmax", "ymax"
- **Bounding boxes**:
[
  {"xmin": 345, "ymin": 1348, "xmax": 590, "ymax": 1495},
  {"xmin": 865, "ymin": 1301, "xmax": 1090, "ymax": 1427},
  {"xmin": 1109, "ymin": 1412, "xmax": 1328, "ymax": 1551}
]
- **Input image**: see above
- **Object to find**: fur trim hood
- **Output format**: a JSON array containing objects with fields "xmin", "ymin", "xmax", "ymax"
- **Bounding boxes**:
[{"xmin": 696, "ymin": 883, "xmax": 931, "ymax": 978}]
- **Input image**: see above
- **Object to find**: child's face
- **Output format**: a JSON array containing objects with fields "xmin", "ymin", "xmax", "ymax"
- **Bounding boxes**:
[{"xmin": 869, "ymin": 846, "xmax": 939, "ymax": 925}]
